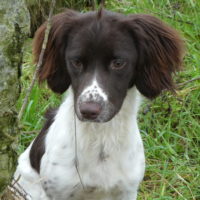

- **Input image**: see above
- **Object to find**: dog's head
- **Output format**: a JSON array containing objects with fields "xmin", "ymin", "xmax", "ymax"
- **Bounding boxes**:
[{"xmin": 34, "ymin": 9, "xmax": 184, "ymax": 122}]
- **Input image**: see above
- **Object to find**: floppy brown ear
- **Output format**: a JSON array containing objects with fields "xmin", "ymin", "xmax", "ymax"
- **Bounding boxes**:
[
  {"xmin": 33, "ymin": 10, "xmax": 79, "ymax": 93},
  {"xmin": 125, "ymin": 14, "xmax": 184, "ymax": 98}
]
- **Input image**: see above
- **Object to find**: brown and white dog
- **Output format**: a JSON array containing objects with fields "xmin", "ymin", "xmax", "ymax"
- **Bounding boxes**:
[{"xmin": 14, "ymin": 9, "xmax": 183, "ymax": 200}]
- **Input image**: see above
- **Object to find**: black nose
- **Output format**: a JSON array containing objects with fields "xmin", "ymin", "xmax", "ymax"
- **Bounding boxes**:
[{"xmin": 80, "ymin": 102, "xmax": 101, "ymax": 120}]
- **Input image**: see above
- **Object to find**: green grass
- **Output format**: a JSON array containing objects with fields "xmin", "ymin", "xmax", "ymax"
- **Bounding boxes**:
[{"xmin": 18, "ymin": 1, "xmax": 200, "ymax": 199}]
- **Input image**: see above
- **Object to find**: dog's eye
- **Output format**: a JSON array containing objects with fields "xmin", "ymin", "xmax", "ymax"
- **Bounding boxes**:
[
  {"xmin": 70, "ymin": 59, "xmax": 83, "ymax": 69},
  {"xmin": 110, "ymin": 59, "xmax": 126, "ymax": 70}
]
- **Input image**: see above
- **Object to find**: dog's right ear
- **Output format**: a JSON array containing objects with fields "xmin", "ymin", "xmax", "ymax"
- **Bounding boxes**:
[{"xmin": 33, "ymin": 10, "xmax": 79, "ymax": 93}]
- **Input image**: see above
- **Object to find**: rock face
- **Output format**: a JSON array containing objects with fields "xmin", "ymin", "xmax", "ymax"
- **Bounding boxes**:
[{"xmin": 0, "ymin": 0, "xmax": 30, "ymax": 194}]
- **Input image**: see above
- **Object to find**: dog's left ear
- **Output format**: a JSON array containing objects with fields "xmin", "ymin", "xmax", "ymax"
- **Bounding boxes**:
[{"xmin": 124, "ymin": 14, "xmax": 184, "ymax": 98}]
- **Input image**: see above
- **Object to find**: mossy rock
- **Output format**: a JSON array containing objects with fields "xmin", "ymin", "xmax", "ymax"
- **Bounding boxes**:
[{"xmin": 0, "ymin": 0, "xmax": 30, "ymax": 195}]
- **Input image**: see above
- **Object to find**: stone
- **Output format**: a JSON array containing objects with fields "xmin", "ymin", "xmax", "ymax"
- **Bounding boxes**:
[{"xmin": 0, "ymin": 0, "xmax": 30, "ymax": 194}]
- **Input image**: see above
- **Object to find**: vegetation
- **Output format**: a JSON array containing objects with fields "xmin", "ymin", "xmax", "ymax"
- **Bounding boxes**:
[
  {"xmin": 18, "ymin": 0, "xmax": 200, "ymax": 199},
  {"xmin": 25, "ymin": 0, "xmax": 93, "ymax": 37}
]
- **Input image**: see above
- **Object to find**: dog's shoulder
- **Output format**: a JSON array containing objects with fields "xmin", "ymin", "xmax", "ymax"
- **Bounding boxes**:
[{"xmin": 29, "ymin": 108, "xmax": 58, "ymax": 173}]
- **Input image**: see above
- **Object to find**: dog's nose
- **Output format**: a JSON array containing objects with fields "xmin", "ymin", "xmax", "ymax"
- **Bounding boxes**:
[{"xmin": 80, "ymin": 102, "xmax": 101, "ymax": 120}]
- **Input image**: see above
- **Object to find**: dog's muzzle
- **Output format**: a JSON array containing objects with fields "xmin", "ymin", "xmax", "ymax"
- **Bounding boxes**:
[{"xmin": 79, "ymin": 101, "xmax": 102, "ymax": 120}]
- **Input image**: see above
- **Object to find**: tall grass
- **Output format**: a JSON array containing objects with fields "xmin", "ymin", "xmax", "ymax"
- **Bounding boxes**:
[{"xmin": 18, "ymin": 1, "xmax": 200, "ymax": 199}]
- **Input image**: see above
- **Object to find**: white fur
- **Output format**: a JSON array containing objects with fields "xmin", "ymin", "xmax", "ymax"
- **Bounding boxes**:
[
  {"xmin": 14, "ymin": 86, "xmax": 145, "ymax": 200},
  {"xmin": 80, "ymin": 78, "xmax": 108, "ymax": 102}
]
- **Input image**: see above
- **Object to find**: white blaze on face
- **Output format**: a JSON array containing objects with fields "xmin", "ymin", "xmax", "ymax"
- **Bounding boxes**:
[{"xmin": 80, "ymin": 78, "xmax": 108, "ymax": 102}]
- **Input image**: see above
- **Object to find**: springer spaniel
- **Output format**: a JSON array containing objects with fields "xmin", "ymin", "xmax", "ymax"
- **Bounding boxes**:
[{"xmin": 14, "ymin": 9, "xmax": 184, "ymax": 200}]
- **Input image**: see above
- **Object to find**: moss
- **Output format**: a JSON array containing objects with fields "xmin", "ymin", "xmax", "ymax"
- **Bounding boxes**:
[{"xmin": 0, "ymin": 0, "xmax": 30, "ymax": 194}]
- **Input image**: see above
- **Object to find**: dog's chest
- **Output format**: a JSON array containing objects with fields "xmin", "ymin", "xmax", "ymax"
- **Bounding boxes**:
[
  {"xmin": 78, "ymin": 145, "xmax": 130, "ymax": 187},
  {"xmin": 40, "ymin": 137, "xmax": 136, "ymax": 200},
  {"xmin": 60, "ymin": 185, "xmax": 130, "ymax": 200}
]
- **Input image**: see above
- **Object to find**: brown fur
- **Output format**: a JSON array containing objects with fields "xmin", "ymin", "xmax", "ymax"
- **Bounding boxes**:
[
  {"xmin": 124, "ymin": 14, "xmax": 184, "ymax": 98},
  {"xmin": 33, "ymin": 10, "xmax": 79, "ymax": 93},
  {"xmin": 30, "ymin": 108, "xmax": 57, "ymax": 173},
  {"xmin": 33, "ymin": 9, "xmax": 184, "ymax": 98}
]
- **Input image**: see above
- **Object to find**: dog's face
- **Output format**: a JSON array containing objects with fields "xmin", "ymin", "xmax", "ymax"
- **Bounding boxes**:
[
  {"xmin": 34, "ymin": 9, "xmax": 183, "ymax": 122},
  {"xmin": 65, "ymin": 19, "xmax": 137, "ymax": 122}
]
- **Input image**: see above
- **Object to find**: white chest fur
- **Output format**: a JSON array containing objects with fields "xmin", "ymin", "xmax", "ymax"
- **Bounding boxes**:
[{"xmin": 15, "ymin": 87, "xmax": 145, "ymax": 200}]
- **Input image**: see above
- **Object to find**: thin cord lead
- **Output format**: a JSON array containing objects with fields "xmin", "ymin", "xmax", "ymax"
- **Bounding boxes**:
[{"xmin": 74, "ymin": 111, "xmax": 85, "ymax": 190}]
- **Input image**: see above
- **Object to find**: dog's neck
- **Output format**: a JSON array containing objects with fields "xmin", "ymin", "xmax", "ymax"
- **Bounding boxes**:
[{"xmin": 46, "ymin": 86, "xmax": 142, "ymax": 153}]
